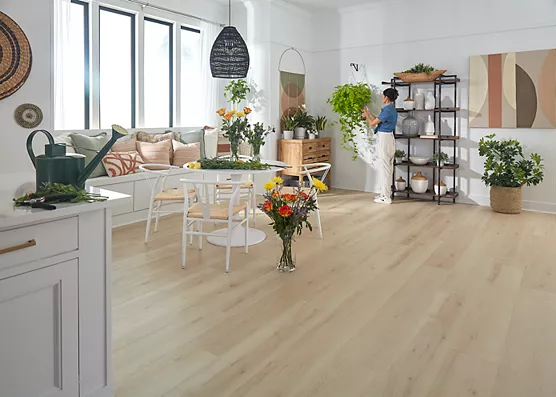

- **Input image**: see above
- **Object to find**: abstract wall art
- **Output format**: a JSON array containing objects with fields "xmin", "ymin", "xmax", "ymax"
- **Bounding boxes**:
[
  {"xmin": 469, "ymin": 49, "xmax": 556, "ymax": 129},
  {"xmin": 280, "ymin": 71, "xmax": 306, "ymax": 119}
]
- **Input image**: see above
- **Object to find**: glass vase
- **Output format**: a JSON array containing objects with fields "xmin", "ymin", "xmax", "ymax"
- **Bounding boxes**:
[
  {"xmin": 230, "ymin": 141, "xmax": 240, "ymax": 161},
  {"xmin": 277, "ymin": 235, "xmax": 296, "ymax": 272},
  {"xmin": 251, "ymin": 144, "xmax": 261, "ymax": 162}
]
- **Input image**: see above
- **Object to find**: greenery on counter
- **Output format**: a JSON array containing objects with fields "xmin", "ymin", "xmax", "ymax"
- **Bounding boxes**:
[
  {"xmin": 199, "ymin": 158, "xmax": 273, "ymax": 170},
  {"xmin": 13, "ymin": 183, "xmax": 108, "ymax": 206}
]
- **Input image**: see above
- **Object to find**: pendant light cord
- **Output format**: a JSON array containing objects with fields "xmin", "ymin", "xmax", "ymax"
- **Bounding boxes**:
[{"xmin": 229, "ymin": 0, "xmax": 231, "ymax": 26}]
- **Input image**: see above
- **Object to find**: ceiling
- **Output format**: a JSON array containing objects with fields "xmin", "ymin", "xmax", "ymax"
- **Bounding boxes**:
[{"xmin": 215, "ymin": 0, "xmax": 383, "ymax": 10}]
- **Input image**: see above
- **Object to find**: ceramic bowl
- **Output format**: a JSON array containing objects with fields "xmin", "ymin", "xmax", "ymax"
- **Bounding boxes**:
[
  {"xmin": 409, "ymin": 156, "xmax": 429, "ymax": 165},
  {"xmin": 411, "ymin": 179, "xmax": 429, "ymax": 194},
  {"xmin": 434, "ymin": 184, "xmax": 447, "ymax": 196}
]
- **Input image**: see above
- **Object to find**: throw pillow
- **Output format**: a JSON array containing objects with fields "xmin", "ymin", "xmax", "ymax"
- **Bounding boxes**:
[
  {"xmin": 174, "ymin": 129, "xmax": 206, "ymax": 159},
  {"xmin": 136, "ymin": 140, "xmax": 172, "ymax": 165},
  {"xmin": 70, "ymin": 132, "xmax": 109, "ymax": 178},
  {"xmin": 54, "ymin": 133, "xmax": 76, "ymax": 154},
  {"xmin": 136, "ymin": 131, "xmax": 177, "ymax": 143},
  {"xmin": 112, "ymin": 135, "xmax": 137, "ymax": 152},
  {"xmin": 172, "ymin": 141, "xmax": 201, "ymax": 167},
  {"xmin": 102, "ymin": 151, "xmax": 144, "ymax": 177}
]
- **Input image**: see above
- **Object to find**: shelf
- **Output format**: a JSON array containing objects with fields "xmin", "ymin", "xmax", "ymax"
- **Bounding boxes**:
[
  {"xmin": 395, "ymin": 161, "xmax": 459, "ymax": 170},
  {"xmin": 394, "ymin": 134, "xmax": 460, "ymax": 141},
  {"xmin": 394, "ymin": 189, "xmax": 459, "ymax": 199},
  {"xmin": 382, "ymin": 77, "xmax": 460, "ymax": 87},
  {"xmin": 396, "ymin": 107, "xmax": 460, "ymax": 113}
]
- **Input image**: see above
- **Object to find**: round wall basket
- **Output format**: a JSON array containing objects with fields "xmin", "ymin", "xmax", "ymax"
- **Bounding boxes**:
[
  {"xmin": 15, "ymin": 103, "xmax": 42, "ymax": 128},
  {"xmin": 0, "ymin": 11, "xmax": 33, "ymax": 100}
]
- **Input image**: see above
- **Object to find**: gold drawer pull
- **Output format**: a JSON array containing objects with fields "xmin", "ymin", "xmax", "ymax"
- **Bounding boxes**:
[{"xmin": 0, "ymin": 239, "xmax": 37, "ymax": 255}]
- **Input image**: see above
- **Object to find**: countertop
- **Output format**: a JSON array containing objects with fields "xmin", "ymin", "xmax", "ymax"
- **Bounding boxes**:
[{"xmin": 0, "ymin": 186, "xmax": 131, "ymax": 231}]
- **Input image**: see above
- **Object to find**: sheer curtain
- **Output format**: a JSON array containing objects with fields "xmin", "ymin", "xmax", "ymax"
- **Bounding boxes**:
[
  {"xmin": 200, "ymin": 21, "xmax": 222, "ymax": 128},
  {"xmin": 53, "ymin": 0, "xmax": 71, "ymax": 130}
]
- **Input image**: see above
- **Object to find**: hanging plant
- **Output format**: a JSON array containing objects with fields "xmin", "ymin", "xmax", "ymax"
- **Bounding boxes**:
[
  {"xmin": 327, "ymin": 83, "xmax": 372, "ymax": 159},
  {"xmin": 224, "ymin": 79, "xmax": 251, "ymax": 105}
]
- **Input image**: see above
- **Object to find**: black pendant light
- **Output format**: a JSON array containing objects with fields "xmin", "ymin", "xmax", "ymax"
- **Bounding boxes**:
[{"xmin": 210, "ymin": 0, "xmax": 250, "ymax": 79}]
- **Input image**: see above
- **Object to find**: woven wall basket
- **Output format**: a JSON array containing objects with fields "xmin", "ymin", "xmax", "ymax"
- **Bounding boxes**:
[
  {"xmin": 394, "ymin": 70, "xmax": 446, "ymax": 83},
  {"xmin": 0, "ymin": 11, "xmax": 33, "ymax": 100},
  {"xmin": 490, "ymin": 186, "xmax": 522, "ymax": 214}
]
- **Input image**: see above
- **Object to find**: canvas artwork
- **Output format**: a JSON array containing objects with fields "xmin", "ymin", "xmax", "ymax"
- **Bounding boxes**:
[
  {"xmin": 469, "ymin": 49, "xmax": 556, "ymax": 129},
  {"xmin": 280, "ymin": 71, "xmax": 306, "ymax": 119}
]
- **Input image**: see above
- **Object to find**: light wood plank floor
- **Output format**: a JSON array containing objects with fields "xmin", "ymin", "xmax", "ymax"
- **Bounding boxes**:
[{"xmin": 112, "ymin": 190, "xmax": 556, "ymax": 397}]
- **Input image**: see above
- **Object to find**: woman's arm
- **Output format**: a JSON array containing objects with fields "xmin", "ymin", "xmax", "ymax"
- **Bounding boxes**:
[{"xmin": 362, "ymin": 108, "xmax": 381, "ymax": 127}]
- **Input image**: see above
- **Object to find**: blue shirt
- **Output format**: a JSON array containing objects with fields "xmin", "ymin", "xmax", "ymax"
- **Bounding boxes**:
[{"xmin": 375, "ymin": 103, "xmax": 398, "ymax": 133}]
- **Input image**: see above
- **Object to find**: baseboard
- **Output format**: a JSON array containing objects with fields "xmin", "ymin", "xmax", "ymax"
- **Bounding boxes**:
[{"xmin": 112, "ymin": 203, "xmax": 183, "ymax": 228}]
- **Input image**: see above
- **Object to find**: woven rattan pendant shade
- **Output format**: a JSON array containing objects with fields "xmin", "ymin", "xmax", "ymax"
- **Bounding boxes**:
[{"xmin": 210, "ymin": 26, "xmax": 250, "ymax": 79}]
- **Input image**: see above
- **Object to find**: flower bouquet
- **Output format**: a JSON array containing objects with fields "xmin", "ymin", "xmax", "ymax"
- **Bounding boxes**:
[
  {"xmin": 259, "ymin": 176, "xmax": 328, "ymax": 272},
  {"xmin": 216, "ymin": 107, "xmax": 252, "ymax": 160},
  {"xmin": 244, "ymin": 121, "xmax": 275, "ymax": 161}
]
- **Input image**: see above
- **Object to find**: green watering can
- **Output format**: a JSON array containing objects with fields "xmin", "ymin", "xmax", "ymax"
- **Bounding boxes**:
[{"xmin": 27, "ymin": 125, "xmax": 128, "ymax": 190}]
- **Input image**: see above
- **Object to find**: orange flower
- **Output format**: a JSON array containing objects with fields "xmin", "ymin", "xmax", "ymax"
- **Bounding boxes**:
[
  {"xmin": 281, "ymin": 193, "xmax": 297, "ymax": 202},
  {"xmin": 244, "ymin": 107, "xmax": 252, "ymax": 115},
  {"xmin": 216, "ymin": 108, "xmax": 226, "ymax": 116},
  {"xmin": 278, "ymin": 205, "xmax": 293, "ymax": 217},
  {"xmin": 298, "ymin": 191, "xmax": 309, "ymax": 200},
  {"xmin": 223, "ymin": 113, "xmax": 233, "ymax": 121},
  {"xmin": 272, "ymin": 190, "xmax": 280, "ymax": 199},
  {"xmin": 262, "ymin": 201, "xmax": 273, "ymax": 212}
]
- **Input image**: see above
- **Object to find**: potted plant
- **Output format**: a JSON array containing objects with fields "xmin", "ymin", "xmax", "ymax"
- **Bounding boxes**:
[
  {"xmin": 292, "ymin": 105, "xmax": 314, "ymax": 139},
  {"xmin": 315, "ymin": 115, "xmax": 327, "ymax": 135},
  {"xmin": 395, "ymin": 149, "xmax": 406, "ymax": 164},
  {"xmin": 327, "ymin": 82, "xmax": 373, "ymax": 159},
  {"xmin": 432, "ymin": 152, "xmax": 448, "ymax": 167},
  {"xmin": 478, "ymin": 134, "xmax": 544, "ymax": 214},
  {"xmin": 224, "ymin": 79, "xmax": 251, "ymax": 108},
  {"xmin": 281, "ymin": 114, "xmax": 295, "ymax": 140},
  {"xmin": 244, "ymin": 119, "xmax": 274, "ymax": 161},
  {"xmin": 394, "ymin": 63, "xmax": 447, "ymax": 83}
]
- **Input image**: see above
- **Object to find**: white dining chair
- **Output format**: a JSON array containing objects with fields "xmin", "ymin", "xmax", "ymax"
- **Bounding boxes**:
[
  {"xmin": 181, "ymin": 178, "xmax": 249, "ymax": 273},
  {"xmin": 139, "ymin": 164, "xmax": 196, "ymax": 243},
  {"xmin": 214, "ymin": 154, "xmax": 257, "ymax": 225},
  {"xmin": 282, "ymin": 162, "xmax": 331, "ymax": 239}
]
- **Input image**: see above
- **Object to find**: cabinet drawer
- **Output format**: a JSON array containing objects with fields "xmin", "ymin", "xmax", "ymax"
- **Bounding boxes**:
[
  {"xmin": 0, "ymin": 217, "xmax": 78, "ymax": 271},
  {"xmin": 302, "ymin": 141, "xmax": 319, "ymax": 153},
  {"xmin": 303, "ymin": 152, "xmax": 330, "ymax": 163},
  {"xmin": 316, "ymin": 141, "xmax": 330, "ymax": 152}
]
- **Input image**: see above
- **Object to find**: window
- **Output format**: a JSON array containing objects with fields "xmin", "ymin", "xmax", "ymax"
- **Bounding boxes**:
[
  {"xmin": 180, "ymin": 27, "xmax": 202, "ymax": 126},
  {"xmin": 54, "ymin": 0, "xmax": 89, "ymax": 130},
  {"xmin": 144, "ymin": 18, "xmax": 173, "ymax": 128},
  {"xmin": 99, "ymin": 7, "xmax": 136, "ymax": 128}
]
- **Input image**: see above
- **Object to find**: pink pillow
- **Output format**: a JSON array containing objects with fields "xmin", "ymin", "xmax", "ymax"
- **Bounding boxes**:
[
  {"xmin": 102, "ymin": 151, "xmax": 144, "ymax": 177},
  {"xmin": 172, "ymin": 140, "xmax": 201, "ymax": 167},
  {"xmin": 137, "ymin": 140, "xmax": 172, "ymax": 165},
  {"xmin": 112, "ymin": 136, "xmax": 137, "ymax": 152}
]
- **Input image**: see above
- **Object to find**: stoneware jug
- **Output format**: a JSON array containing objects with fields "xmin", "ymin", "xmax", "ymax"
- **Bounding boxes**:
[
  {"xmin": 425, "ymin": 91, "xmax": 436, "ymax": 110},
  {"xmin": 414, "ymin": 89, "xmax": 426, "ymax": 110},
  {"xmin": 411, "ymin": 171, "xmax": 429, "ymax": 193}
]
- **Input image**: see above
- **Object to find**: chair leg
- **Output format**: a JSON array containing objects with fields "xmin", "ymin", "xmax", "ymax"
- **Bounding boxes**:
[
  {"xmin": 154, "ymin": 202, "xmax": 162, "ymax": 232},
  {"xmin": 244, "ymin": 209, "xmax": 249, "ymax": 254},
  {"xmin": 225, "ymin": 219, "xmax": 233, "ymax": 273},
  {"xmin": 145, "ymin": 199, "xmax": 155, "ymax": 243},
  {"xmin": 251, "ymin": 188, "xmax": 257, "ymax": 226},
  {"xmin": 315, "ymin": 205, "xmax": 323, "ymax": 240},
  {"xmin": 198, "ymin": 221, "xmax": 203, "ymax": 250},
  {"xmin": 189, "ymin": 222, "xmax": 194, "ymax": 245},
  {"xmin": 181, "ymin": 218, "xmax": 188, "ymax": 269}
]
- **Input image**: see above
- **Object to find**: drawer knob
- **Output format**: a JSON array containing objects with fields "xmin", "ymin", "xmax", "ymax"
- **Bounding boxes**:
[{"xmin": 0, "ymin": 239, "xmax": 37, "ymax": 255}]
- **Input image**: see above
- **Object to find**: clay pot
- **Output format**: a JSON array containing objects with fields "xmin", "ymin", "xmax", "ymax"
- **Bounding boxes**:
[
  {"xmin": 434, "ymin": 181, "xmax": 447, "ymax": 196},
  {"xmin": 411, "ymin": 171, "xmax": 428, "ymax": 193},
  {"xmin": 395, "ymin": 176, "xmax": 407, "ymax": 192}
]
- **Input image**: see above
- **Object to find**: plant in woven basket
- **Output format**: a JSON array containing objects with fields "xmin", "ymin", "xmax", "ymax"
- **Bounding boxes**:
[
  {"xmin": 478, "ymin": 134, "xmax": 544, "ymax": 188},
  {"xmin": 327, "ymin": 83, "xmax": 373, "ymax": 159},
  {"xmin": 224, "ymin": 79, "xmax": 251, "ymax": 105},
  {"xmin": 402, "ymin": 63, "xmax": 435, "ymax": 74}
]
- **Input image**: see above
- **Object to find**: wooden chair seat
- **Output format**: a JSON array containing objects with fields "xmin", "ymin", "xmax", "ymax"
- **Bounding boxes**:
[
  {"xmin": 187, "ymin": 201, "xmax": 248, "ymax": 220},
  {"xmin": 216, "ymin": 180, "xmax": 254, "ymax": 190},
  {"xmin": 154, "ymin": 188, "xmax": 196, "ymax": 201}
]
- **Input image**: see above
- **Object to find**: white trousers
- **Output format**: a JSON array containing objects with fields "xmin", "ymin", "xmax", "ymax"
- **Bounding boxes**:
[{"xmin": 377, "ymin": 132, "xmax": 395, "ymax": 198}]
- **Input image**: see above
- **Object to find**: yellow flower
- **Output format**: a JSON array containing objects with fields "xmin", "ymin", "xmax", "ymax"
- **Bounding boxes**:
[
  {"xmin": 263, "ymin": 181, "xmax": 276, "ymax": 191},
  {"xmin": 186, "ymin": 162, "xmax": 195, "ymax": 168},
  {"xmin": 194, "ymin": 162, "xmax": 202, "ymax": 169},
  {"xmin": 312, "ymin": 177, "xmax": 328, "ymax": 192},
  {"xmin": 272, "ymin": 176, "xmax": 283, "ymax": 185},
  {"xmin": 229, "ymin": 109, "xmax": 237, "ymax": 115},
  {"xmin": 236, "ymin": 111, "xmax": 246, "ymax": 118}
]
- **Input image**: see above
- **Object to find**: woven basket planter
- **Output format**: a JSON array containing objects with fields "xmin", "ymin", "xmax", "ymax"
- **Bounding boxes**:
[
  {"xmin": 490, "ymin": 186, "xmax": 522, "ymax": 214},
  {"xmin": 394, "ymin": 70, "xmax": 447, "ymax": 83}
]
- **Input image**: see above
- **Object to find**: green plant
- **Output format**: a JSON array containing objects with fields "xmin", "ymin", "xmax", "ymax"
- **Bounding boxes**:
[
  {"xmin": 224, "ymin": 79, "xmax": 251, "ymax": 104},
  {"xmin": 14, "ymin": 183, "xmax": 107, "ymax": 206},
  {"xmin": 292, "ymin": 105, "xmax": 314, "ymax": 130},
  {"xmin": 395, "ymin": 149, "xmax": 406, "ymax": 158},
  {"xmin": 478, "ymin": 134, "xmax": 544, "ymax": 188},
  {"xmin": 245, "ymin": 122, "xmax": 274, "ymax": 158},
  {"xmin": 432, "ymin": 152, "xmax": 448, "ymax": 163},
  {"xmin": 327, "ymin": 83, "xmax": 372, "ymax": 159},
  {"xmin": 315, "ymin": 116, "xmax": 327, "ymax": 132},
  {"xmin": 218, "ymin": 108, "xmax": 249, "ymax": 160},
  {"xmin": 199, "ymin": 158, "xmax": 272, "ymax": 170},
  {"xmin": 281, "ymin": 114, "xmax": 295, "ymax": 131},
  {"xmin": 403, "ymin": 63, "xmax": 435, "ymax": 74}
]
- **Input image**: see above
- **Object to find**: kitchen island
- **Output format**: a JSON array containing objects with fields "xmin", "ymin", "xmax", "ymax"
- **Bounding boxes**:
[{"xmin": 0, "ymin": 187, "xmax": 130, "ymax": 397}]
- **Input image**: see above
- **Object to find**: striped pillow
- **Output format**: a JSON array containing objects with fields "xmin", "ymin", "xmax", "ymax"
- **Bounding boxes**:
[
  {"xmin": 172, "ymin": 140, "xmax": 201, "ymax": 167},
  {"xmin": 102, "ymin": 151, "xmax": 144, "ymax": 177},
  {"xmin": 136, "ymin": 139, "xmax": 172, "ymax": 165}
]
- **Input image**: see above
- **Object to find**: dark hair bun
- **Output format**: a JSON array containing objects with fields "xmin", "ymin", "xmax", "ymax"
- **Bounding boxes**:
[{"xmin": 383, "ymin": 88, "xmax": 399, "ymax": 102}]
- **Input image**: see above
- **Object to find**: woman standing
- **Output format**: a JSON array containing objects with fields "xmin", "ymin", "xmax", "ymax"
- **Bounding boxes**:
[{"xmin": 362, "ymin": 88, "xmax": 399, "ymax": 204}]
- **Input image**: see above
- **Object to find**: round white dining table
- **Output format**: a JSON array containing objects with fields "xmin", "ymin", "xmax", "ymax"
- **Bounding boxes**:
[{"xmin": 182, "ymin": 161, "xmax": 288, "ymax": 247}]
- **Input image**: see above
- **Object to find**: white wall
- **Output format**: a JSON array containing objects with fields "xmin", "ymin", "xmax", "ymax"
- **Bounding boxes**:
[
  {"xmin": 0, "ymin": 0, "xmax": 226, "ymax": 196},
  {"xmin": 311, "ymin": 0, "xmax": 556, "ymax": 212}
]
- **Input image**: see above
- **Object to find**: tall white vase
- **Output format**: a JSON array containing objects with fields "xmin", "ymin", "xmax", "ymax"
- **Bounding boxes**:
[
  {"xmin": 424, "ymin": 115, "xmax": 435, "ymax": 135},
  {"xmin": 414, "ymin": 89, "xmax": 426, "ymax": 110},
  {"xmin": 425, "ymin": 91, "xmax": 436, "ymax": 110}
]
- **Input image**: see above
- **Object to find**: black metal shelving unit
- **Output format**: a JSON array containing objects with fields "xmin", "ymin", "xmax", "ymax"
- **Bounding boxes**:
[{"xmin": 382, "ymin": 74, "xmax": 460, "ymax": 205}]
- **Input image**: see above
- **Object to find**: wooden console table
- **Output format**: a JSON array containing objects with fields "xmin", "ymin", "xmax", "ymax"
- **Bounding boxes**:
[{"xmin": 278, "ymin": 137, "xmax": 331, "ymax": 187}]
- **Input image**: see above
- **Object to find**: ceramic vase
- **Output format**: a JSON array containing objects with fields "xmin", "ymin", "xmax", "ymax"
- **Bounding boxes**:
[
  {"xmin": 403, "ymin": 96, "xmax": 415, "ymax": 110},
  {"xmin": 425, "ymin": 91, "xmax": 436, "ymax": 110},
  {"xmin": 283, "ymin": 130, "xmax": 294, "ymax": 140},
  {"xmin": 395, "ymin": 177, "xmax": 407, "ymax": 192},
  {"xmin": 309, "ymin": 133, "xmax": 316, "ymax": 140},
  {"xmin": 414, "ymin": 89, "xmax": 426, "ymax": 110},
  {"xmin": 434, "ymin": 181, "xmax": 447, "ymax": 196},
  {"xmin": 411, "ymin": 171, "xmax": 429, "ymax": 193},
  {"xmin": 401, "ymin": 115, "xmax": 419, "ymax": 136},
  {"xmin": 294, "ymin": 127, "xmax": 306, "ymax": 139},
  {"xmin": 424, "ymin": 115, "xmax": 435, "ymax": 135}
]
